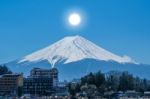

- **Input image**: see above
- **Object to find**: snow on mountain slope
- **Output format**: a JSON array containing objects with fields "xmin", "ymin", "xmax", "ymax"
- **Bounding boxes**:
[{"xmin": 18, "ymin": 35, "xmax": 135, "ymax": 67}]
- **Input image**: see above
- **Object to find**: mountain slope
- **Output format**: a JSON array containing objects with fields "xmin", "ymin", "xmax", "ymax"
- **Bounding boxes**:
[{"xmin": 18, "ymin": 35, "xmax": 135, "ymax": 67}]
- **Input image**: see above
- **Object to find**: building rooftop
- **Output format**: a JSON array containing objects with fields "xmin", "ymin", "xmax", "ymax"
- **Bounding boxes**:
[{"xmin": 0, "ymin": 73, "xmax": 22, "ymax": 78}]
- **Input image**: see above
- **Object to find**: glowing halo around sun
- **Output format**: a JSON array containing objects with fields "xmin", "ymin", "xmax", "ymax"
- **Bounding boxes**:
[
  {"xmin": 68, "ymin": 13, "xmax": 81, "ymax": 26},
  {"xmin": 63, "ymin": 9, "xmax": 87, "ymax": 30}
]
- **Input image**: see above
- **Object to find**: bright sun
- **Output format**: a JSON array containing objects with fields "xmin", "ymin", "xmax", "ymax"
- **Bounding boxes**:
[{"xmin": 68, "ymin": 13, "xmax": 81, "ymax": 26}]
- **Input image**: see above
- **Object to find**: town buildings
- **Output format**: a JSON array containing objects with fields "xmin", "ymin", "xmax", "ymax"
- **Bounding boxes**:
[{"xmin": 0, "ymin": 67, "xmax": 69, "ymax": 98}]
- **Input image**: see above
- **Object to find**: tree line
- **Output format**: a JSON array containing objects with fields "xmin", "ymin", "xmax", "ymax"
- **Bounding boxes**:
[{"xmin": 68, "ymin": 71, "xmax": 150, "ymax": 96}]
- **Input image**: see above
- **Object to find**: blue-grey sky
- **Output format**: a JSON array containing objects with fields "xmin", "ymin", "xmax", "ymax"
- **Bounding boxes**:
[{"xmin": 0, "ymin": 0, "xmax": 150, "ymax": 64}]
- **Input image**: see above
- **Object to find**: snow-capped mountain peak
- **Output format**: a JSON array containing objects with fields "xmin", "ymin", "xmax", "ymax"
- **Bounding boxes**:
[{"xmin": 18, "ymin": 35, "xmax": 135, "ymax": 67}]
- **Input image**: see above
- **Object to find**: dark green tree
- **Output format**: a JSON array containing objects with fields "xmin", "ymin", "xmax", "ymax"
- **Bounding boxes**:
[
  {"xmin": 118, "ymin": 72, "xmax": 134, "ymax": 91},
  {"xmin": 87, "ymin": 72, "xmax": 95, "ymax": 85},
  {"xmin": 0, "ymin": 65, "xmax": 12, "ymax": 75},
  {"xmin": 95, "ymin": 71, "xmax": 105, "ymax": 88}
]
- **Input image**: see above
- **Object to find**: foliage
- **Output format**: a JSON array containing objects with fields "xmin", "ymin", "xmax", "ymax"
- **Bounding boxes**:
[
  {"xmin": 68, "ymin": 70, "xmax": 150, "ymax": 96},
  {"xmin": 0, "ymin": 65, "xmax": 12, "ymax": 75}
]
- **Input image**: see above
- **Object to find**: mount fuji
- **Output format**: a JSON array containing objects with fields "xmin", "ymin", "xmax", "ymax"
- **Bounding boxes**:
[{"xmin": 5, "ymin": 35, "xmax": 150, "ymax": 81}]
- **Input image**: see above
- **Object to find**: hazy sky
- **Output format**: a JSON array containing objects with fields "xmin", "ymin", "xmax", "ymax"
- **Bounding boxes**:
[{"xmin": 0, "ymin": 0, "xmax": 150, "ymax": 64}]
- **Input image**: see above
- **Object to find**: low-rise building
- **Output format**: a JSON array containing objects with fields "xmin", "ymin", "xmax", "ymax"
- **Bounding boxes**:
[
  {"xmin": 143, "ymin": 91, "xmax": 150, "ymax": 98},
  {"xmin": 55, "ymin": 82, "xmax": 69, "ymax": 97},
  {"xmin": 0, "ymin": 73, "xmax": 23, "ymax": 96},
  {"xmin": 124, "ymin": 90, "xmax": 140, "ymax": 98},
  {"xmin": 23, "ymin": 68, "xmax": 59, "ymax": 96},
  {"xmin": 23, "ymin": 77, "xmax": 53, "ymax": 96},
  {"xmin": 50, "ymin": 68, "xmax": 58, "ymax": 87}
]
